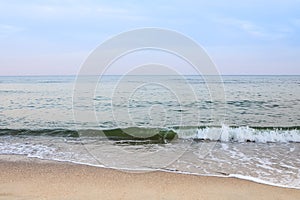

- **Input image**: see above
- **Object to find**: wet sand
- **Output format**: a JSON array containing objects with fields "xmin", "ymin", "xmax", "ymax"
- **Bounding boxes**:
[{"xmin": 0, "ymin": 155, "xmax": 299, "ymax": 200}]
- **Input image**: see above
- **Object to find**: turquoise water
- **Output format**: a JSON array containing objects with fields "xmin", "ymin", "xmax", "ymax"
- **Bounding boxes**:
[{"xmin": 0, "ymin": 75, "xmax": 299, "ymax": 188}]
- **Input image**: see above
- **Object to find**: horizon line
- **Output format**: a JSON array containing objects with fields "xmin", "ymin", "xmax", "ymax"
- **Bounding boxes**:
[{"xmin": 0, "ymin": 74, "xmax": 299, "ymax": 77}]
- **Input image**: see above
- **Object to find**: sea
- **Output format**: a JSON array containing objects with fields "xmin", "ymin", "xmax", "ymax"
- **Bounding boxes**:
[{"xmin": 0, "ymin": 75, "xmax": 299, "ymax": 189}]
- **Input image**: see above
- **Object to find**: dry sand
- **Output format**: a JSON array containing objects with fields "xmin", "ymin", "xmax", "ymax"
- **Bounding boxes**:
[{"xmin": 0, "ymin": 155, "xmax": 299, "ymax": 200}]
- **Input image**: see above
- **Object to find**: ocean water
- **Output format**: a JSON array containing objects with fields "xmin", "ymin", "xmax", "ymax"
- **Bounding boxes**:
[{"xmin": 0, "ymin": 75, "xmax": 299, "ymax": 188}]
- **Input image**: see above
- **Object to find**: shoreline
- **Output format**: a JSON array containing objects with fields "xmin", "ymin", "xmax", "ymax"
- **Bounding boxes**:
[
  {"xmin": 1, "ymin": 154, "xmax": 298, "ymax": 190},
  {"xmin": 0, "ymin": 155, "xmax": 299, "ymax": 200}
]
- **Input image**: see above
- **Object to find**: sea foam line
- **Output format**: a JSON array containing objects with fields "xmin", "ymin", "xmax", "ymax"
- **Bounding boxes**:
[{"xmin": 190, "ymin": 125, "xmax": 300, "ymax": 143}]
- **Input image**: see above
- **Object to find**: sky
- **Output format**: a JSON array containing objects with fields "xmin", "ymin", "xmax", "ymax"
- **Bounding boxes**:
[{"xmin": 0, "ymin": 0, "xmax": 300, "ymax": 75}]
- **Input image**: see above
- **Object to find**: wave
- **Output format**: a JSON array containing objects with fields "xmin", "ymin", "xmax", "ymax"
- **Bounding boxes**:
[
  {"xmin": 192, "ymin": 125, "xmax": 300, "ymax": 143},
  {"xmin": 0, "ymin": 129, "xmax": 79, "ymax": 137},
  {"xmin": 0, "ymin": 125, "xmax": 299, "ymax": 143},
  {"xmin": 0, "ymin": 128, "xmax": 177, "ymax": 144}
]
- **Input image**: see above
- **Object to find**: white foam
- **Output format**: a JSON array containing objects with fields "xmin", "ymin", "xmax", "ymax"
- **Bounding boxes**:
[
  {"xmin": 195, "ymin": 125, "xmax": 300, "ymax": 143},
  {"xmin": 157, "ymin": 169, "xmax": 300, "ymax": 189},
  {"xmin": 228, "ymin": 174, "xmax": 300, "ymax": 189},
  {"xmin": 0, "ymin": 142, "xmax": 56, "ymax": 156}
]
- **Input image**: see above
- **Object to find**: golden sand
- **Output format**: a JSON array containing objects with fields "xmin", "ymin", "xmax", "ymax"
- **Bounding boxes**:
[{"xmin": 0, "ymin": 155, "xmax": 299, "ymax": 200}]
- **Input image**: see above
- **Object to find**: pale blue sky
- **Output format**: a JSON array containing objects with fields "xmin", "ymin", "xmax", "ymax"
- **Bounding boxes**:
[{"xmin": 0, "ymin": 0, "xmax": 300, "ymax": 75}]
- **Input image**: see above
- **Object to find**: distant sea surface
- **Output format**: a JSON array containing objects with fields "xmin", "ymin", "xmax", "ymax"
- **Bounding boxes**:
[{"xmin": 0, "ymin": 75, "xmax": 299, "ymax": 188}]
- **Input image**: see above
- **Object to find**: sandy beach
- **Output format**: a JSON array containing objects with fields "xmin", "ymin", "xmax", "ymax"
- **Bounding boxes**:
[{"xmin": 0, "ymin": 155, "xmax": 299, "ymax": 200}]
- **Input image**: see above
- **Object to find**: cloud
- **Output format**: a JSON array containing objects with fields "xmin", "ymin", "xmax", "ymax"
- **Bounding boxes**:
[
  {"xmin": 0, "ymin": 1, "xmax": 147, "ymax": 22},
  {"xmin": 0, "ymin": 24, "xmax": 23, "ymax": 37},
  {"xmin": 215, "ymin": 17, "xmax": 291, "ymax": 40}
]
